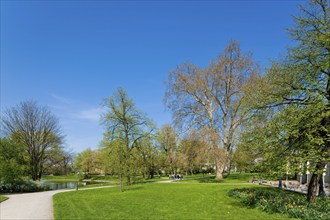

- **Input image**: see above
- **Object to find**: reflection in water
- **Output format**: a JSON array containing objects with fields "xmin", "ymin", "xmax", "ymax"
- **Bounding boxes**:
[{"xmin": 41, "ymin": 181, "xmax": 82, "ymax": 190}]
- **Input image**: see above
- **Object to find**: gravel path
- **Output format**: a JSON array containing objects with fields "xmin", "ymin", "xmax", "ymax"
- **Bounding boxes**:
[
  {"xmin": 0, "ymin": 190, "xmax": 69, "ymax": 220},
  {"xmin": 0, "ymin": 186, "xmax": 115, "ymax": 220}
]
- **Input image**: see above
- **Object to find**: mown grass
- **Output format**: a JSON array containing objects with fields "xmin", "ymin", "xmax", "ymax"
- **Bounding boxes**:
[
  {"xmin": 0, "ymin": 195, "xmax": 8, "ymax": 203},
  {"xmin": 180, "ymin": 173, "xmax": 256, "ymax": 184},
  {"xmin": 42, "ymin": 174, "xmax": 77, "ymax": 181},
  {"xmin": 44, "ymin": 173, "xmax": 213, "ymax": 185},
  {"xmin": 54, "ymin": 183, "xmax": 293, "ymax": 220}
]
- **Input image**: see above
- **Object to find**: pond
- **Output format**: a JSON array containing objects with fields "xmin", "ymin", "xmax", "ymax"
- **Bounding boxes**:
[{"xmin": 41, "ymin": 181, "xmax": 85, "ymax": 190}]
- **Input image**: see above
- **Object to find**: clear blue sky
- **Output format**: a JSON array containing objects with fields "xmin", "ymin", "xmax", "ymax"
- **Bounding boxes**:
[{"xmin": 1, "ymin": 0, "xmax": 302, "ymax": 153}]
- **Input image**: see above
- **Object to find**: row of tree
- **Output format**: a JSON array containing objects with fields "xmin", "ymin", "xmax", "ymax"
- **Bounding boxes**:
[
  {"xmin": 74, "ymin": 90, "xmax": 230, "ymax": 191},
  {"xmin": 0, "ymin": 96, "xmax": 249, "ymax": 189}
]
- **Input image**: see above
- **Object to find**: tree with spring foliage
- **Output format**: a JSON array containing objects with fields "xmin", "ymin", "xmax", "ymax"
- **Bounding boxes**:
[
  {"xmin": 133, "ymin": 138, "xmax": 161, "ymax": 179},
  {"xmin": 44, "ymin": 146, "xmax": 73, "ymax": 176},
  {"xmin": 165, "ymin": 41, "xmax": 259, "ymax": 178},
  {"xmin": 0, "ymin": 138, "xmax": 27, "ymax": 184},
  {"xmin": 74, "ymin": 148, "xmax": 103, "ymax": 178},
  {"xmin": 157, "ymin": 124, "xmax": 179, "ymax": 174},
  {"xmin": 1, "ymin": 100, "xmax": 64, "ymax": 181},
  {"xmin": 242, "ymin": 0, "xmax": 330, "ymax": 203},
  {"xmin": 177, "ymin": 129, "xmax": 211, "ymax": 175},
  {"xmin": 101, "ymin": 88, "xmax": 155, "ymax": 191}
]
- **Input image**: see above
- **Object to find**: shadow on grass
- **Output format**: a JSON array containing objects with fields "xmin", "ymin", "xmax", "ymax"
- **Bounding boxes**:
[
  {"xmin": 124, "ymin": 186, "xmax": 144, "ymax": 191},
  {"xmin": 197, "ymin": 177, "xmax": 225, "ymax": 183},
  {"xmin": 194, "ymin": 173, "xmax": 257, "ymax": 183}
]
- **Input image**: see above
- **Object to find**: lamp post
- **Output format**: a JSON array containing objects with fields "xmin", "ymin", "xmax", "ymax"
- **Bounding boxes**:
[{"xmin": 75, "ymin": 170, "xmax": 79, "ymax": 191}]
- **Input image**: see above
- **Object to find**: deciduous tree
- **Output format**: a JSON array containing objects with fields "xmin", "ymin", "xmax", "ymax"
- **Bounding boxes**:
[
  {"xmin": 101, "ymin": 88, "xmax": 154, "ymax": 191},
  {"xmin": 74, "ymin": 148, "xmax": 103, "ymax": 178},
  {"xmin": 157, "ymin": 125, "xmax": 179, "ymax": 174},
  {"xmin": 1, "ymin": 101, "xmax": 64, "ymax": 180},
  {"xmin": 241, "ymin": 0, "xmax": 329, "ymax": 203},
  {"xmin": 165, "ymin": 41, "xmax": 259, "ymax": 178},
  {"xmin": 0, "ymin": 138, "xmax": 26, "ymax": 184}
]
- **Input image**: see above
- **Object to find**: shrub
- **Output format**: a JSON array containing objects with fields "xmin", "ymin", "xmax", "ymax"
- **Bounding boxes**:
[
  {"xmin": 0, "ymin": 179, "xmax": 48, "ymax": 193},
  {"xmin": 228, "ymin": 188, "xmax": 330, "ymax": 220}
]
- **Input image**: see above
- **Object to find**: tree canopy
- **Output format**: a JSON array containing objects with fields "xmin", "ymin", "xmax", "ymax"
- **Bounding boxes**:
[
  {"xmin": 1, "ymin": 100, "xmax": 65, "ymax": 181},
  {"xmin": 239, "ymin": 0, "xmax": 330, "ymax": 203},
  {"xmin": 101, "ymin": 88, "xmax": 155, "ymax": 191},
  {"xmin": 165, "ymin": 40, "xmax": 259, "ymax": 178}
]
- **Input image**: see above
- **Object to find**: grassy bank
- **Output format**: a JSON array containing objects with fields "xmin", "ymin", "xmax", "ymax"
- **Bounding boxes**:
[
  {"xmin": 54, "ymin": 183, "xmax": 292, "ymax": 220},
  {"xmin": 0, "ymin": 195, "xmax": 8, "ymax": 202}
]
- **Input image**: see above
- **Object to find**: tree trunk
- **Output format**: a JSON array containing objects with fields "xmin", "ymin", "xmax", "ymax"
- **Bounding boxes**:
[
  {"xmin": 215, "ymin": 161, "xmax": 225, "ymax": 179},
  {"xmin": 119, "ymin": 171, "xmax": 123, "ymax": 192},
  {"xmin": 126, "ymin": 175, "xmax": 131, "ymax": 185},
  {"xmin": 307, "ymin": 173, "xmax": 320, "ymax": 203},
  {"xmin": 318, "ymin": 174, "xmax": 326, "ymax": 197},
  {"xmin": 307, "ymin": 160, "xmax": 326, "ymax": 202},
  {"xmin": 227, "ymin": 159, "xmax": 232, "ymax": 175},
  {"xmin": 31, "ymin": 159, "xmax": 39, "ymax": 181},
  {"xmin": 118, "ymin": 148, "xmax": 123, "ymax": 192},
  {"xmin": 38, "ymin": 159, "xmax": 44, "ymax": 180}
]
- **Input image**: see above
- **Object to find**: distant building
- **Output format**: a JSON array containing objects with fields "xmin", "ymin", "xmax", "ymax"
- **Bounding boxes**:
[{"xmin": 298, "ymin": 163, "xmax": 330, "ymax": 186}]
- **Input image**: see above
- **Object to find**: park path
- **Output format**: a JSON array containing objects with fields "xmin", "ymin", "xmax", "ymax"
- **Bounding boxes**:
[{"xmin": 0, "ymin": 186, "xmax": 115, "ymax": 220}]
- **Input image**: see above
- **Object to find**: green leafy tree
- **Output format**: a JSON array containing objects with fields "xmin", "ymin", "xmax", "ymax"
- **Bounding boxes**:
[
  {"xmin": 0, "ymin": 138, "xmax": 27, "ymax": 184},
  {"xmin": 232, "ymin": 144, "xmax": 258, "ymax": 173},
  {"xmin": 157, "ymin": 125, "xmax": 179, "ymax": 174},
  {"xmin": 178, "ymin": 129, "xmax": 209, "ymax": 175},
  {"xmin": 101, "ymin": 88, "xmax": 155, "ymax": 191},
  {"xmin": 100, "ymin": 140, "xmax": 127, "ymax": 192},
  {"xmin": 44, "ymin": 147, "xmax": 73, "ymax": 175},
  {"xmin": 134, "ymin": 139, "xmax": 161, "ymax": 179},
  {"xmin": 242, "ymin": 0, "xmax": 329, "ymax": 203},
  {"xmin": 74, "ymin": 148, "xmax": 103, "ymax": 178}
]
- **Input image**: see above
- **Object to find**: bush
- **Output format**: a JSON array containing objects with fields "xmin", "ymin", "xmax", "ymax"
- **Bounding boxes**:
[
  {"xmin": 228, "ymin": 188, "xmax": 330, "ymax": 220},
  {"xmin": 0, "ymin": 179, "xmax": 48, "ymax": 193}
]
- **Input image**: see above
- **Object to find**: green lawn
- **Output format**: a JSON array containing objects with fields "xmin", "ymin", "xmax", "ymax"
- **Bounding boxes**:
[
  {"xmin": 54, "ymin": 183, "xmax": 293, "ymax": 220},
  {"xmin": 42, "ymin": 174, "xmax": 77, "ymax": 181},
  {"xmin": 0, "ymin": 195, "xmax": 8, "ymax": 203},
  {"xmin": 180, "ymin": 173, "xmax": 256, "ymax": 184}
]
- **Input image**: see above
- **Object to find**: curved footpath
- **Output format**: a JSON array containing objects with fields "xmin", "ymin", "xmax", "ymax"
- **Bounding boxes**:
[{"xmin": 0, "ymin": 186, "xmax": 115, "ymax": 220}]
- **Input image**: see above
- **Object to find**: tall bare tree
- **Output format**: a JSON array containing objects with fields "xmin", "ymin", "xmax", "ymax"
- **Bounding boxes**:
[
  {"xmin": 165, "ymin": 41, "xmax": 258, "ymax": 178},
  {"xmin": 1, "ymin": 100, "xmax": 63, "ymax": 180}
]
